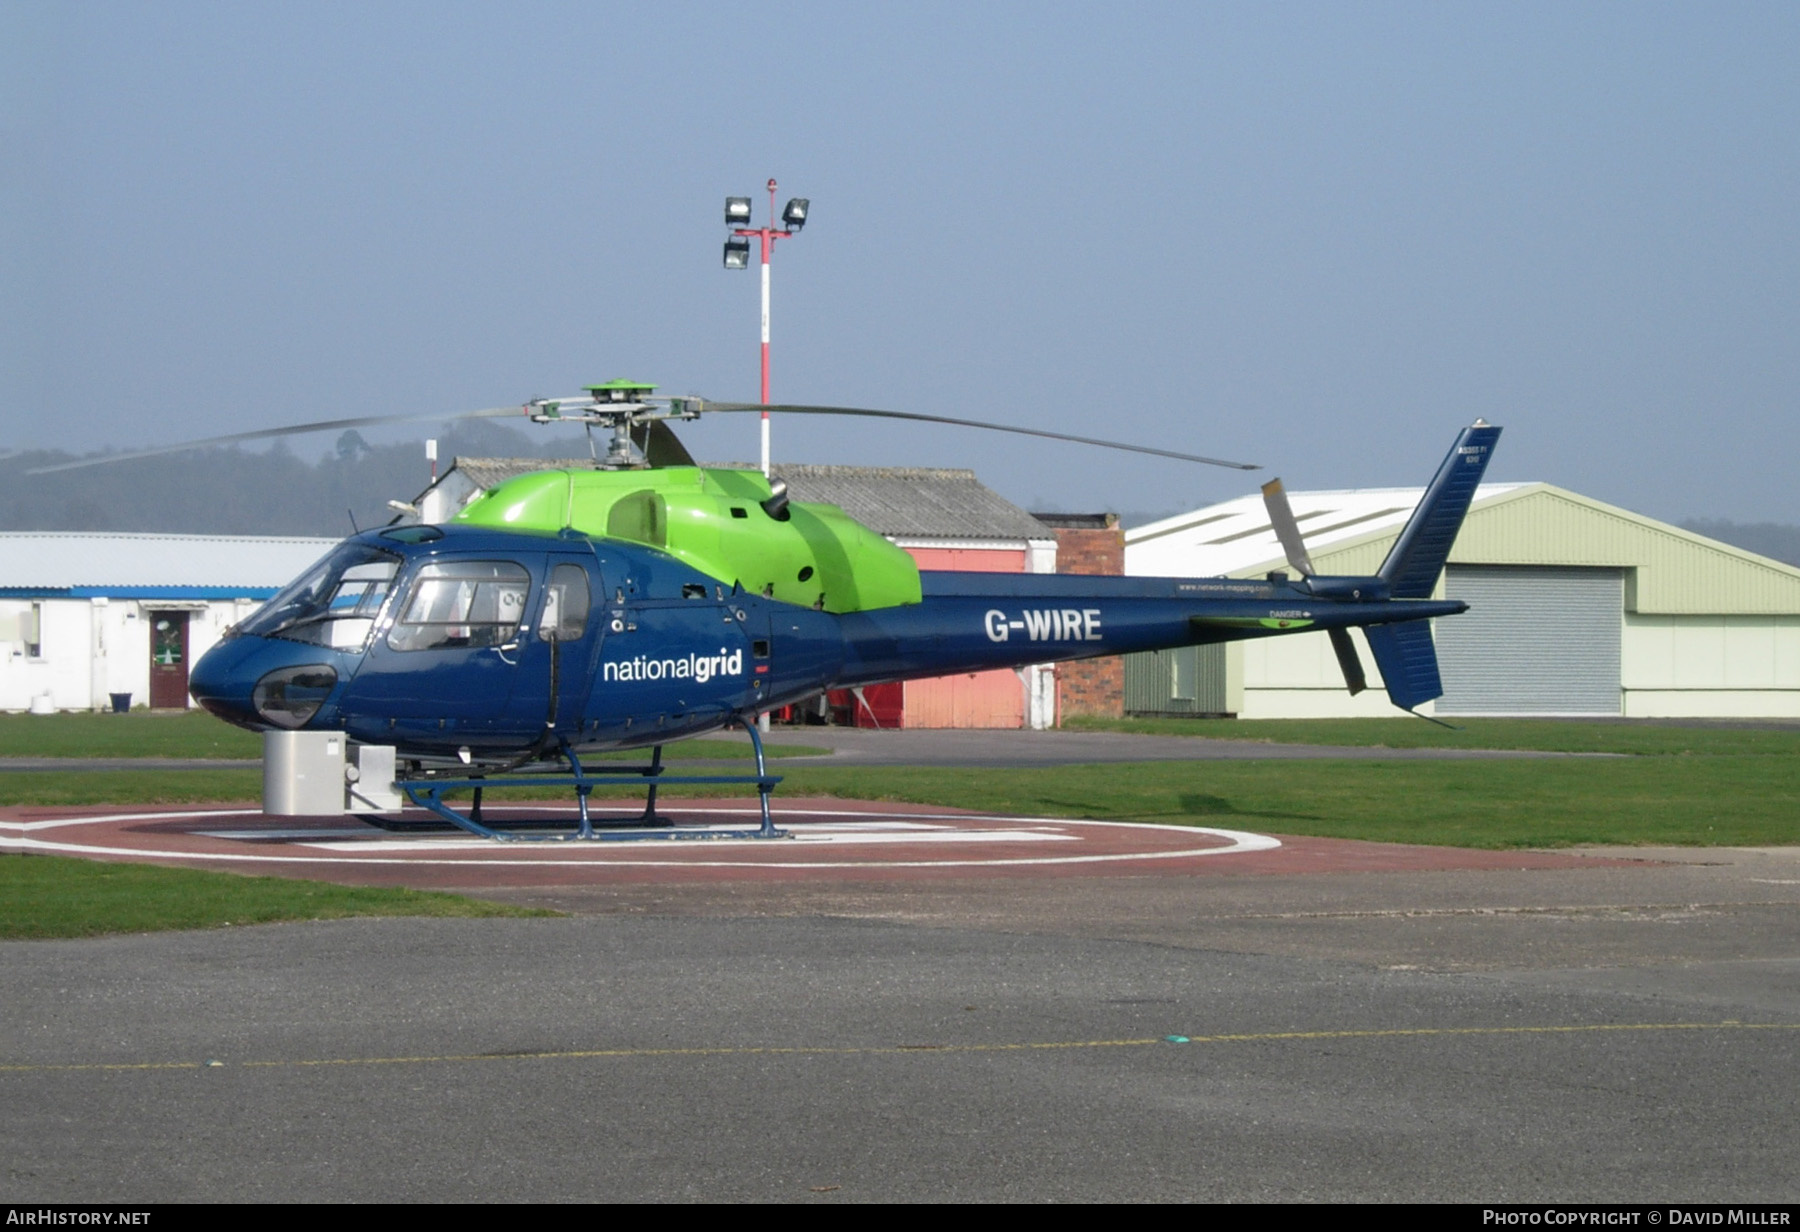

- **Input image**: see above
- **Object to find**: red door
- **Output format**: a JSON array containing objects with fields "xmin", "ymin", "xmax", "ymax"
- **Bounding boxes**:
[{"xmin": 149, "ymin": 611, "xmax": 190, "ymax": 709}]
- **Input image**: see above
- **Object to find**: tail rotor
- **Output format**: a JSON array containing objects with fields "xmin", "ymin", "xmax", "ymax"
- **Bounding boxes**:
[{"xmin": 1261, "ymin": 477, "xmax": 1368, "ymax": 697}]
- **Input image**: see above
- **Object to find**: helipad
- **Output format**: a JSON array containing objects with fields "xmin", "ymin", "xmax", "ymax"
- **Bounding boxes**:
[
  {"xmin": 0, "ymin": 800, "xmax": 1291, "ymax": 886},
  {"xmin": 2, "ymin": 797, "xmax": 1636, "ymax": 889}
]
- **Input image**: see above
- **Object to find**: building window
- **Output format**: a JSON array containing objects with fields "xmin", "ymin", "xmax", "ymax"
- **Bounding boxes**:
[{"xmin": 152, "ymin": 616, "xmax": 183, "ymax": 667}]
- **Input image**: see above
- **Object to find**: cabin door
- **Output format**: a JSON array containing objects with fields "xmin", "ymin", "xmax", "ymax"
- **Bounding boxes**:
[{"xmin": 503, "ymin": 556, "xmax": 603, "ymax": 740}]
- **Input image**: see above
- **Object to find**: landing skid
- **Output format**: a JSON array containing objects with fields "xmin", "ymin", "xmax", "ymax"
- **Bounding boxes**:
[{"xmin": 363, "ymin": 717, "xmax": 786, "ymax": 842}]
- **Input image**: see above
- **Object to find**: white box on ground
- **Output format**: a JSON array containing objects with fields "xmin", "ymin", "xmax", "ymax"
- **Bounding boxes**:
[{"xmin": 263, "ymin": 730, "xmax": 347, "ymax": 816}]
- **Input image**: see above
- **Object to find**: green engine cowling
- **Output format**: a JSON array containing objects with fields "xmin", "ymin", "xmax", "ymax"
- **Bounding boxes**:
[{"xmin": 451, "ymin": 466, "xmax": 922, "ymax": 613}]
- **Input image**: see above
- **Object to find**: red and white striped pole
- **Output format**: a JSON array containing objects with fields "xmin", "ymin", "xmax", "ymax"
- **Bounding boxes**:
[
  {"xmin": 759, "ymin": 178, "xmax": 775, "ymax": 474},
  {"xmin": 730, "ymin": 177, "xmax": 800, "ymax": 477}
]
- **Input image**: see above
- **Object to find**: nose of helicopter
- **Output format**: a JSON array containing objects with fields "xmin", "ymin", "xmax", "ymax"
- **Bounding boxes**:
[
  {"xmin": 187, "ymin": 635, "xmax": 268, "ymax": 728},
  {"xmin": 191, "ymin": 635, "xmax": 350, "ymax": 732}
]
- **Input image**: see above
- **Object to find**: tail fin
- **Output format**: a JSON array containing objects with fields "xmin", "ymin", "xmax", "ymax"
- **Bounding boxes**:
[
  {"xmin": 1379, "ymin": 421, "xmax": 1502, "ymax": 598},
  {"xmin": 1367, "ymin": 420, "xmax": 1501, "ymax": 711},
  {"xmin": 1364, "ymin": 621, "xmax": 1444, "ymax": 711}
]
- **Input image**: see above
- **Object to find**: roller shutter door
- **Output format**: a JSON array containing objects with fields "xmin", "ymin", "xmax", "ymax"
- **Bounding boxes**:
[{"xmin": 1437, "ymin": 566, "xmax": 1621, "ymax": 715}]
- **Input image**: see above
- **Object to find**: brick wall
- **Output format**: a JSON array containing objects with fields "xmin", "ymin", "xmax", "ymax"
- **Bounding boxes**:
[{"xmin": 1042, "ymin": 516, "xmax": 1125, "ymax": 721}]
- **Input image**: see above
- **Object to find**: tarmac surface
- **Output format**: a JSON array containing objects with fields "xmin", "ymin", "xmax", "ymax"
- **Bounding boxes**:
[{"xmin": 3, "ymin": 729, "xmax": 1797, "ymax": 1202}]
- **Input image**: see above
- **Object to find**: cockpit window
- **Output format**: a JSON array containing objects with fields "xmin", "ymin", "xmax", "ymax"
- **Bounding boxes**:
[
  {"xmin": 381, "ymin": 525, "xmax": 443, "ymax": 544},
  {"xmin": 388, "ymin": 561, "xmax": 530, "ymax": 652},
  {"xmin": 237, "ymin": 544, "xmax": 400, "ymax": 650}
]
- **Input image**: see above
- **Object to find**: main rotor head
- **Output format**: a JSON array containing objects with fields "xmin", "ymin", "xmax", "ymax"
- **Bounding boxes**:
[{"xmin": 526, "ymin": 382, "xmax": 700, "ymax": 469}]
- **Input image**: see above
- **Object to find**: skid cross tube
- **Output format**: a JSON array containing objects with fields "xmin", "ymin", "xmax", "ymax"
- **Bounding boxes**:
[{"xmin": 393, "ymin": 725, "xmax": 784, "ymax": 842}]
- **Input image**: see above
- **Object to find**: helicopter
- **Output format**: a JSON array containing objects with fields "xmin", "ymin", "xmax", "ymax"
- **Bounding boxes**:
[{"xmin": 53, "ymin": 383, "xmax": 1500, "ymax": 840}]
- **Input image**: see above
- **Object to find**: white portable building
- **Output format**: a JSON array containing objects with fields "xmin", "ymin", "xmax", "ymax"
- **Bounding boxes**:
[{"xmin": 0, "ymin": 533, "xmax": 336, "ymax": 712}]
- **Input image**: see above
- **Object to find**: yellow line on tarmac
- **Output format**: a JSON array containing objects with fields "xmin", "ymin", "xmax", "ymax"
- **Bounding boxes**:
[
  {"xmin": 1171, "ymin": 1021, "xmax": 1797, "ymax": 1044},
  {"xmin": 2, "ymin": 1021, "xmax": 1794, "ymax": 1075}
]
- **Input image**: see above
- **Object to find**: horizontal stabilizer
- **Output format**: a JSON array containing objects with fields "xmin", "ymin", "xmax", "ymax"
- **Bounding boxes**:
[{"xmin": 1364, "ymin": 620, "xmax": 1444, "ymax": 711}]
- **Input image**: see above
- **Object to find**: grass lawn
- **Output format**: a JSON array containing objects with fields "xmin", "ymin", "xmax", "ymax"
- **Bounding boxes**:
[
  {"xmin": 1064, "ymin": 714, "xmax": 1800, "ymax": 756},
  {"xmin": 0, "ymin": 769, "xmax": 264, "ymax": 806},
  {"xmin": 0, "ymin": 854, "xmax": 550, "ymax": 940},
  {"xmin": 775, "ymin": 756, "xmax": 1800, "ymax": 849},
  {"xmin": 0, "ymin": 710, "xmax": 263, "ymax": 758}
]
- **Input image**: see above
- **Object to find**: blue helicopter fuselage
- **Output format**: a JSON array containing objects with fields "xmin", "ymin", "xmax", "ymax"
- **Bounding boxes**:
[
  {"xmin": 191, "ymin": 421, "xmax": 1501, "ymax": 763},
  {"xmin": 187, "ymin": 521, "xmax": 1464, "ymax": 762}
]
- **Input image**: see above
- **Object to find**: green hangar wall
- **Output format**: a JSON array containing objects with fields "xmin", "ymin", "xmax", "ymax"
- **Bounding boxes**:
[{"xmin": 1123, "ymin": 484, "xmax": 1800, "ymax": 720}]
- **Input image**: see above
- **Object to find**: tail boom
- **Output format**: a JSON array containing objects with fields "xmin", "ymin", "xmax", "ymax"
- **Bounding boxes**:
[
  {"xmin": 832, "ymin": 581, "xmax": 1463, "ymax": 691},
  {"xmin": 830, "ymin": 421, "xmax": 1498, "ymax": 711}
]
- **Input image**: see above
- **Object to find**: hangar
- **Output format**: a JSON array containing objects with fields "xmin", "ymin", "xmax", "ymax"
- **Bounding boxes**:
[{"xmin": 1124, "ymin": 483, "xmax": 1800, "ymax": 719}]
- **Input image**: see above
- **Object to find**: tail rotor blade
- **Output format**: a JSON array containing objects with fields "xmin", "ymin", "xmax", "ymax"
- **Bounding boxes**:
[
  {"xmin": 1260, "ymin": 478, "xmax": 1316, "ymax": 577},
  {"xmin": 1265, "ymin": 476, "xmax": 1364, "ymax": 694},
  {"xmin": 1328, "ymin": 627, "xmax": 1368, "ymax": 696}
]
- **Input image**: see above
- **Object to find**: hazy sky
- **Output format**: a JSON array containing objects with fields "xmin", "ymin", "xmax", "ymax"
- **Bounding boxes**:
[{"xmin": 4, "ymin": 2, "xmax": 1796, "ymax": 522}]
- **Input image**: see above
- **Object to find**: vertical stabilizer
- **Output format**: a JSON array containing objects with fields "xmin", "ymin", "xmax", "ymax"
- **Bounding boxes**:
[
  {"xmin": 1379, "ymin": 422, "xmax": 1502, "ymax": 599},
  {"xmin": 1364, "ymin": 621, "xmax": 1445, "ymax": 711}
]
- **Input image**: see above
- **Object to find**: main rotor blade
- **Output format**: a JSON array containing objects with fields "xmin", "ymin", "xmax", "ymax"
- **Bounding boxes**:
[
  {"xmin": 1260, "ymin": 478, "xmax": 1316, "ymax": 576},
  {"xmin": 697, "ymin": 401, "xmax": 1260, "ymax": 471},
  {"xmin": 1328, "ymin": 627, "xmax": 1368, "ymax": 696},
  {"xmin": 25, "ymin": 406, "xmax": 530, "ymax": 475}
]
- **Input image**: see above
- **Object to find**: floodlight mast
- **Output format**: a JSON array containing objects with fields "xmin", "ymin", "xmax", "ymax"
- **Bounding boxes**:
[{"xmin": 723, "ymin": 178, "xmax": 807, "ymax": 476}]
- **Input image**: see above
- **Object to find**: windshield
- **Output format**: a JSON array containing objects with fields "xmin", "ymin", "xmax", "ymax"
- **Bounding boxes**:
[{"xmin": 238, "ymin": 543, "xmax": 401, "ymax": 649}]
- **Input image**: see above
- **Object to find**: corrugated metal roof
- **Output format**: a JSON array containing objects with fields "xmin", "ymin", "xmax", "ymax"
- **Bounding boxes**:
[
  {"xmin": 1127, "ymin": 485, "xmax": 1529, "ymax": 576},
  {"xmin": 770, "ymin": 465, "xmax": 1052, "ymax": 541},
  {"xmin": 438, "ymin": 459, "xmax": 1053, "ymax": 542},
  {"xmin": 448, "ymin": 457, "xmax": 551, "ymax": 493},
  {"xmin": 0, "ymin": 533, "xmax": 338, "ymax": 591}
]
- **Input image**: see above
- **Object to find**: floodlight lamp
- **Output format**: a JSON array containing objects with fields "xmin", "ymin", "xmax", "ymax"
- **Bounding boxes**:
[
  {"xmin": 723, "ymin": 236, "xmax": 751, "ymax": 269},
  {"xmin": 781, "ymin": 197, "xmax": 809, "ymax": 231},
  {"xmin": 724, "ymin": 197, "xmax": 752, "ymax": 227}
]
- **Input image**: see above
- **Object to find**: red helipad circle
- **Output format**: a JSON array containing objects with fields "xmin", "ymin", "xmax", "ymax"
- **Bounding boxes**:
[{"xmin": 0, "ymin": 799, "xmax": 1280, "ymax": 887}]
